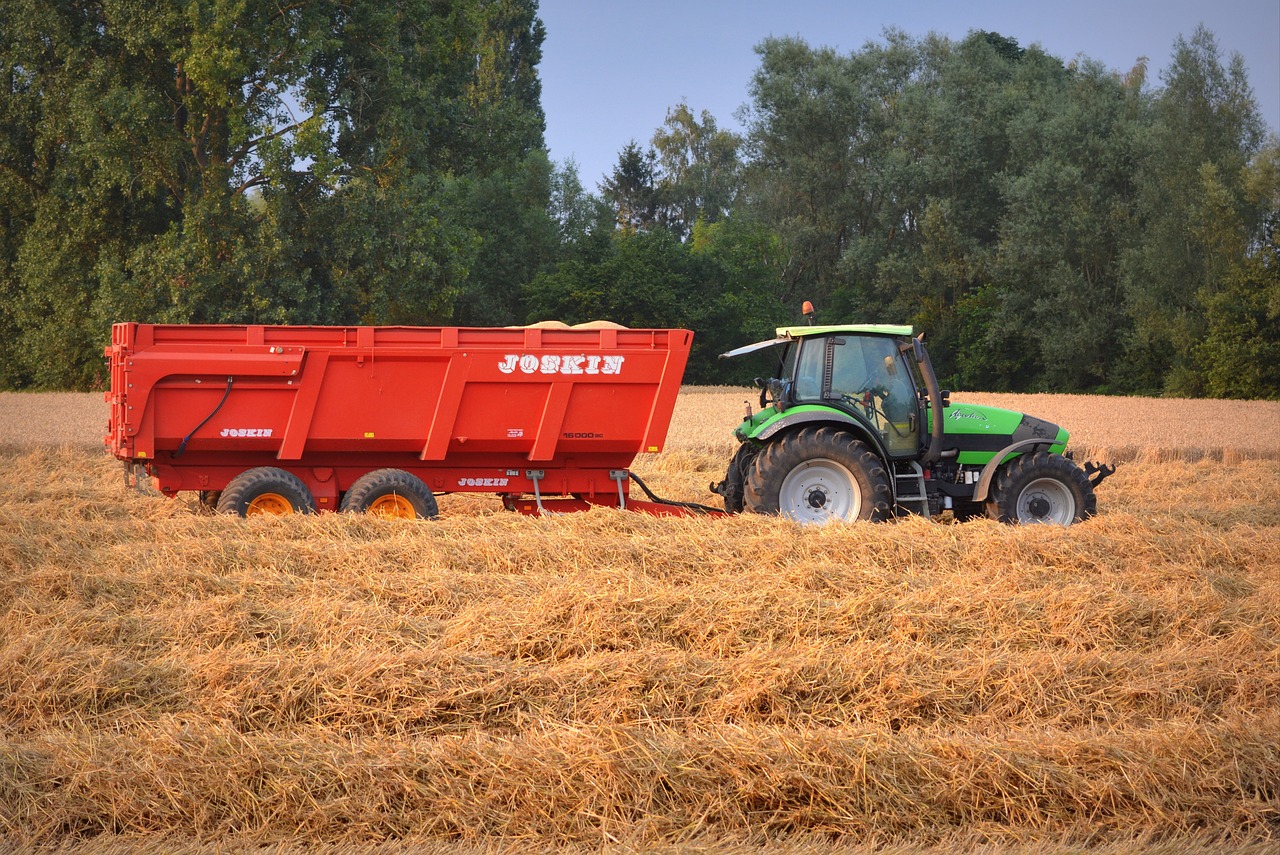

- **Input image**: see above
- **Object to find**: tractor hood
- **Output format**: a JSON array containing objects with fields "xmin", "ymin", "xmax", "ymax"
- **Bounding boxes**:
[{"xmin": 929, "ymin": 402, "xmax": 1069, "ymax": 464}]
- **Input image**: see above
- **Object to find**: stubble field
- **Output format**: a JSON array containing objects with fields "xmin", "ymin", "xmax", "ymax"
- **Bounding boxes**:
[{"xmin": 0, "ymin": 389, "xmax": 1278, "ymax": 853}]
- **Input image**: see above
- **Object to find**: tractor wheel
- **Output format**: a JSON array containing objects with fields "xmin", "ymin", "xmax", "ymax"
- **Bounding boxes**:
[
  {"xmin": 216, "ymin": 467, "xmax": 316, "ymax": 517},
  {"xmin": 712, "ymin": 443, "xmax": 759, "ymax": 513},
  {"xmin": 986, "ymin": 451, "xmax": 1096, "ymax": 525},
  {"xmin": 340, "ymin": 469, "xmax": 438, "ymax": 519},
  {"xmin": 744, "ymin": 427, "xmax": 892, "ymax": 523}
]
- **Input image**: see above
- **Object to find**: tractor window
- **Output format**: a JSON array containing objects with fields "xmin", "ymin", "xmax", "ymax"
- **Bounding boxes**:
[
  {"xmin": 828, "ymin": 336, "xmax": 919, "ymax": 455},
  {"xmin": 792, "ymin": 339, "xmax": 824, "ymax": 401},
  {"xmin": 780, "ymin": 342, "xmax": 798, "ymax": 389}
]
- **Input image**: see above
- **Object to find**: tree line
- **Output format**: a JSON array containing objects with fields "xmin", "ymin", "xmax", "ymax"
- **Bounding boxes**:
[{"xmin": 2, "ymin": 4, "xmax": 1276, "ymax": 395}]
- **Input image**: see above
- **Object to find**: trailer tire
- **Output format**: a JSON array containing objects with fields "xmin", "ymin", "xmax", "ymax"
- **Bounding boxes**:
[
  {"xmin": 985, "ymin": 451, "xmax": 1095, "ymax": 525},
  {"xmin": 341, "ymin": 469, "xmax": 438, "ymax": 519},
  {"xmin": 216, "ymin": 467, "xmax": 316, "ymax": 516},
  {"xmin": 745, "ymin": 427, "xmax": 891, "ymax": 523}
]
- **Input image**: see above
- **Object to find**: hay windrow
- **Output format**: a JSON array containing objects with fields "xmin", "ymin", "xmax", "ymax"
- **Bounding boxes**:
[{"xmin": 1, "ymin": 391, "xmax": 1278, "ymax": 852}]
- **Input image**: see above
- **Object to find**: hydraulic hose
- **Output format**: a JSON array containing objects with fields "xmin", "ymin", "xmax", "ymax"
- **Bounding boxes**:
[
  {"xmin": 627, "ymin": 472, "xmax": 724, "ymax": 514},
  {"xmin": 173, "ymin": 376, "xmax": 233, "ymax": 459}
]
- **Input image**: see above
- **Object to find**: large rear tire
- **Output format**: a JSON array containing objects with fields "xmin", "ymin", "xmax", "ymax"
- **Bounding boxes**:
[
  {"xmin": 340, "ymin": 469, "xmax": 438, "ymax": 519},
  {"xmin": 216, "ymin": 467, "xmax": 316, "ymax": 517},
  {"xmin": 744, "ymin": 427, "xmax": 892, "ymax": 523},
  {"xmin": 712, "ymin": 443, "xmax": 759, "ymax": 513},
  {"xmin": 986, "ymin": 451, "xmax": 1095, "ymax": 525}
]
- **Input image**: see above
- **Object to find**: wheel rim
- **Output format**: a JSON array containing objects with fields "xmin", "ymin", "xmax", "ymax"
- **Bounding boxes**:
[
  {"xmin": 368, "ymin": 493, "xmax": 417, "ymax": 519},
  {"xmin": 778, "ymin": 458, "xmax": 860, "ymax": 523},
  {"xmin": 1016, "ymin": 477, "xmax": 1076, "ymax": 525},
  {"xmin": 246, "ymin": 492, "xmax": 294, "ymax": 516}
]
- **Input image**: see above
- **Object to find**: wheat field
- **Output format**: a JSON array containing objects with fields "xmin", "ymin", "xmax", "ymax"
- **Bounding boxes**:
[{"xmin": 1, "ymin": 389, "xmax": 1278, "ymax": 854}]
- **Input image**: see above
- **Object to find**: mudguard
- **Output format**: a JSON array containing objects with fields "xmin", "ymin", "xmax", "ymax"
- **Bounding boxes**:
[
  {"xmin": 737, "ymin": 406, "xmax": 891, "ymax": 463},
  {"xmin": 972, "ymin": 437, "xmax": 1066, "ymax": 503}
]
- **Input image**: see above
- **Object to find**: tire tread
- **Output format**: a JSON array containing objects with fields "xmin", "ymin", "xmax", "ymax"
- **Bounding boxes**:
[
  {"xmin": 744, "ymin": 426, "xmax": 892, "ymax": 522},
  {"xmin": 987, "ymin": 451, "xmax": 1096, "ymax": 524},
  {"xmin": 216, "ymin": 467, "xmax": 315, "ymax": 516}
]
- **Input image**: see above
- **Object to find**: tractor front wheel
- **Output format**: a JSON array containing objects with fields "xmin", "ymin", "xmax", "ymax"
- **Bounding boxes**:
[
  {"xmin": 744, "ymin": 428, "xmax": 892, "ymax": 523},
  {"xmin": 986, "ymin": 451, "xmax": 1096, "ymax": 525}
]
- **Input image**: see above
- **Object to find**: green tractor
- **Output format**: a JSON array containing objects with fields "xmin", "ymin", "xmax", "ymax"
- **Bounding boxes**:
[{"xmin": 712, "ymin": 311, "xmax": 1115, "ymax": 525}]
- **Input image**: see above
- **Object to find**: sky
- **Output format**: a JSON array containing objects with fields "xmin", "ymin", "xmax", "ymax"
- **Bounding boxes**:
[{"xmin": 537, "ymin": 0, "xmax": 1280, "ymax": 190}]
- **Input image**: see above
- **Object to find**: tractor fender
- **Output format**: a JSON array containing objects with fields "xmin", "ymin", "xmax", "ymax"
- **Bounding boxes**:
[
  {"xmin": 752, "ymin": 409, "xmax": 891, "ymax": 462},
  {"xmin": 972, "ymin": 438, "xmax": 1064, "ymax": 503}
]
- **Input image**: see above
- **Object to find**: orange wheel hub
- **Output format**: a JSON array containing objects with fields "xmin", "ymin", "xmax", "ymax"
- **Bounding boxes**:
[
  {"xmin": 245, "ymin": 492, "xmax": 294, "ymax": 516},
  {"xmin": 368, "ymin": 493, "xmax": 416, "ymax": 518}
]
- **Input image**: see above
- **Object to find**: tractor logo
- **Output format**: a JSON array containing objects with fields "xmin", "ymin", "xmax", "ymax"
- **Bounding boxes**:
[
  {"xmin": 497, "ymin": 354, "xmax": 625, "ymax": 376},
  {"xmin": 947, "ymin": 408, "xmax": 986, "ymax": 423}
]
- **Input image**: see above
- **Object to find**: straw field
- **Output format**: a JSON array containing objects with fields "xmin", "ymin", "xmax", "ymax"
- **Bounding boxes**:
[{"xmin": 1, "ymin": 389, "xmax": 1278, "ymax": 854}]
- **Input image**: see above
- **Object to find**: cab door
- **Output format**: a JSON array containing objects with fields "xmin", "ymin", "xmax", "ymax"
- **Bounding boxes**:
[{"xmin": 823, "ymin": 335, "xmax": 921, "ymax": 457}]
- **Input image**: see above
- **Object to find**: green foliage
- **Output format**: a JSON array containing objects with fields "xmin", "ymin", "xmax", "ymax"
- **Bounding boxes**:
[
  {"xmin": 1196, "ymin": 248, "xmax": 1280, "ymax": 399},
  {"xmin": 651, "ymin": 102, "xmax": 742, "ymax": 238},
  {"xmin": 525, "ymin": 216, "xmax": 787, "ymax": 384},
  {"xmin": 0, "ymin": 0, "xmax": 546, "ymax": 389},
  {"xmin": 1194, "ymin": 143, "xmax": 1280, "ymax": 399},
  {"xmin": 451, "ymin": 152, "xmax": 559, "ymax": 326},
  {"xmin": 1, "ymin": 10, "xmax": 1275, "ymax": 400},
  {"xmin": 600, "ymin": 141, "xmax": 661, "ymax": 233},
  {"xmin": 1119, "ymin": 26, "xmax": 1267, "ymax": 396},
  {"xmin": 737, "ymin": 25, "xmax": 1272, "ymax": 396}
]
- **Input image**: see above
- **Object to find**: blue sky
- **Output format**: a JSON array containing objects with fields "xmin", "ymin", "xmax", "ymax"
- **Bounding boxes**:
[{"xmin": 537, "ymin": 0, "xmax": 1280, "ymax": 189}]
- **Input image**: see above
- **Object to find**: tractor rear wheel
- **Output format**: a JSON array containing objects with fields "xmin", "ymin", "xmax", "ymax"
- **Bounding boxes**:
[
  {"xmin": 712, "ymin": 443, "xmax": 759, "ymax": 513},
  {"xmin": 340, "ymin": 469, "xmax": 438, "ymax": 519},
  {"xmin": 216, "ymin": 467, "xmax": 316, "ymax": 517},
  {"xmin": 744, "ymin": 427, "xmax": 891, "ymax": 523},
  {"xmin": 986, "ymin": 451, "xmax": 1095, "ymax": 525}
]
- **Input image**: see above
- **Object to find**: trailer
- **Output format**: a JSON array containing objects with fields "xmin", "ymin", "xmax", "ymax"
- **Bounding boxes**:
[{"xmin": 105, "ymin": 322, "xmax": 704, "ymax": 517}]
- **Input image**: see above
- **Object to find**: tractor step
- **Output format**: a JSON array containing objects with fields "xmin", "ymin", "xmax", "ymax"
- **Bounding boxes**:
[{"xmin": 893, "ymin": 460, "xmax": 930, "ymax": 519}]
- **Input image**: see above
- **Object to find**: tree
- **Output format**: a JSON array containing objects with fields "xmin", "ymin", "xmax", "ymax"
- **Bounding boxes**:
[
  {"xmin": 1193, "ymin": 143, "xmax": 1280, "ymax": 398},
  {"xmin": 0, "ymin": 0, "xmax": 550, "ymax": 388},
  {"xmin": 600, "ymin": 141, "xmax": 660, "ymax": 232},
  {"xmin": 651, "ymin": 101, "xmax": 742, "ymax": 239},
  {"xmin": 1121, "ymin": 25, "xmax": 1266, "ymax": 395}
]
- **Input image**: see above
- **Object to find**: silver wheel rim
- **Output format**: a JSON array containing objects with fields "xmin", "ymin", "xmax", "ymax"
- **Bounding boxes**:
[
  {"xmin": 1016, "ymin": 477, "xmax": 1076, "ymax": 525},
  {"xmin": 778, "ymin": 458, "xmax": 861, "ymax": 523}
]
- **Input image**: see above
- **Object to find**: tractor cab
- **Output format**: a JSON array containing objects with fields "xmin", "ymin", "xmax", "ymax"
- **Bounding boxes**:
[
  {"xmin": 725, "ymin": 323, "xmax": 944, "ymax": 465},
  {"xmin": 780, "ymin": 326, "xmax": 923, "ymax": 457}
]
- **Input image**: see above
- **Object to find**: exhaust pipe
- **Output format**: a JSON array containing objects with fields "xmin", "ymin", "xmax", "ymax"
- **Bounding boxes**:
[{"xmin": 913, "ymin": 335, "xmax": 945, "ymax": 463}]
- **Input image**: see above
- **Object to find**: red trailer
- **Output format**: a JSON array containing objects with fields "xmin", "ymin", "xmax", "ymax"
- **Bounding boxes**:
[{"xmin": 105, "ymin": 322, "xmax": 704, "ymax": 517}]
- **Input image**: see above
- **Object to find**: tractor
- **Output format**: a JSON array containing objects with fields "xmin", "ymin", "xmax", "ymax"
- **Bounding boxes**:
[{"xmin": 711, "ymin": 308, "xmax": 1114, "ymax": 524}]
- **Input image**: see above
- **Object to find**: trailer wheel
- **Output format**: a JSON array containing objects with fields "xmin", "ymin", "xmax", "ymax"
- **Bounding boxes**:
[
  {"xmin": 986, "ymin": 451, "xmax": 1096, "ymax": 525},
  {"xmin": 744, "ymin": 427, "xmax": 891, "ymax": 523},
  {"xmin": 216, "ymin": 467, "xmax": 316, "ymax": 516},
  {"xmin": 340, "ymin": 469, "xmax": 438, "ymax": 519}
]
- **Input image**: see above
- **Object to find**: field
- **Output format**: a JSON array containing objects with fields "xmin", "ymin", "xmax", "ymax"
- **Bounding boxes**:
[{"xmin": 1, "ymin": 389, "xmax": 1278, "ymax": 853}]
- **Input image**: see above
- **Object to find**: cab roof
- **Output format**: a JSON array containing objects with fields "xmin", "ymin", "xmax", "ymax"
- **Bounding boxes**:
[
  {"xmin": 776, "ymin": 323, "xmax": 914, "ymax": 338},
  {"xmin": 719, "ymin": 323, "xmax": 914, "ymax": 358}
]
